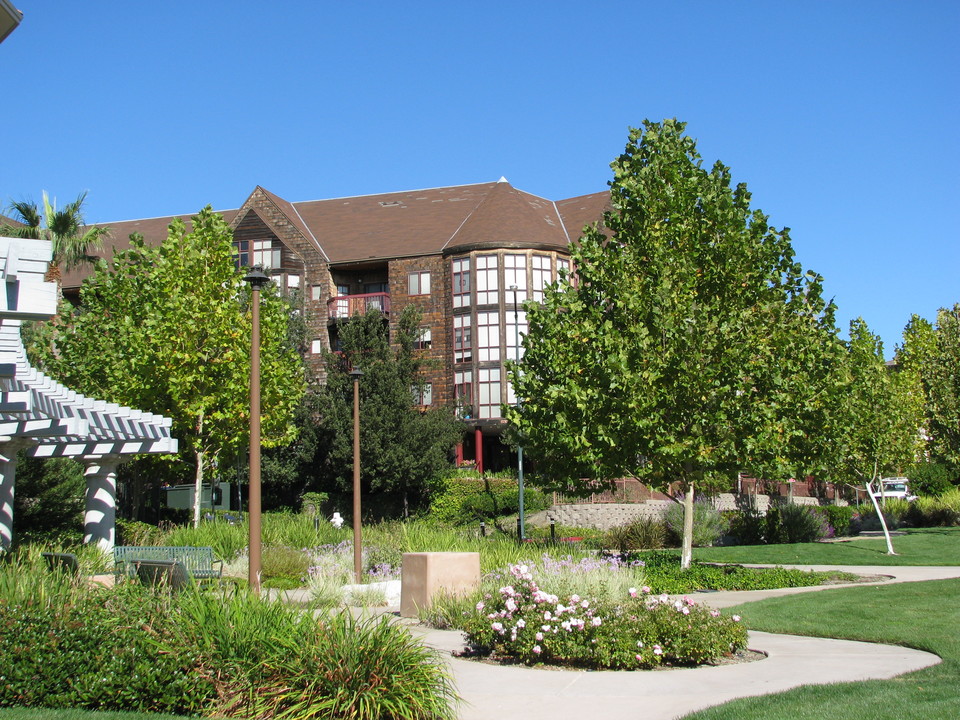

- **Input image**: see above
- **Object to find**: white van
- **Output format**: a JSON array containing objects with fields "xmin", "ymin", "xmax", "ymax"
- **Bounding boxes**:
[{"xmin": 875, "ymin": 477, "xmax": 916, "ymax": 501}]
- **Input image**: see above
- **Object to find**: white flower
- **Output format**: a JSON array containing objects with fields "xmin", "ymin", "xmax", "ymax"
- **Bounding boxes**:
[
  {"xmin": 570, "ymin": 594, "xmax": 581, "ymax": 603},
  {"xmin": 591, "ymin": 616, "xmax": 602, "ymax": 627},
  {"xmin": 505, "ymin": 598, "xmax": 517, "ymax": 613},
  {"xmin": 476, "ymin": 602, "xmax": 485, "ymax": 612},
  {"xmin": 533, "ymin": 645, "xmax": 542, "ymax": 654},
  {"xmin": 653, "ymin": 645, "xmax": 662, "ymax": 656},
  {"xmin": 732, "ymin": 615, "xmax": 741, "ymax": 622},
  {"xmin": 516, "ymin": 618, "xmax": 526, "ymax": 628},
  {"xmin": 491, "ymin": 622, "xmax": 504, "ymax": 633},
  {"xmin": 544, "ymin": 610, "xmax": 552, "ymax": 620},
  {"xmin": 535, "ymin": 632, "xmax": 544, "ymax": 641}
]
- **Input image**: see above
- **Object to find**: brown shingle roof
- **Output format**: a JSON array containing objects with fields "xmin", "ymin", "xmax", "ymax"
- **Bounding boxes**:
[{"xmin": 556, "ymin": 191, "xmax": 611, "ymax": 242}]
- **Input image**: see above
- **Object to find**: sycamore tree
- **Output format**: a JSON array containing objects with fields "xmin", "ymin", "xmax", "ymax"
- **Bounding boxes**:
[
  {"xmin": 317, "ymin": 306, "xmax": 464, "ymax": 518},
  {"xmin": 835, "ymin": 318, "xmax": 921, "ymax": 485},
  {"xmin": 508, "ymin": 120, "xmax": 839, "ymax": 568},
  {"xmin": 926, "ymin": 305, "xmax": 960, "ymax": 475},
  {"xmin": 30, "ymin": 207, "xmax": 305, "ymax": 526}
]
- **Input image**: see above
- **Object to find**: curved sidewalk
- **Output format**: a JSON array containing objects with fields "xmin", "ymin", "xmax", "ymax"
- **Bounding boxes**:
[{"xmin": 407, "ymin": 565, "xmax": 960, "ymax": 720}]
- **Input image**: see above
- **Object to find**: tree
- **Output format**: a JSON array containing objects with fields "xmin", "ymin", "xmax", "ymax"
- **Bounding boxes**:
[
  {"xmin": 29, "ymin": 207, "xmax": 305, "ymax": 526},
  {"xmin": 509, "ymin": 120, "xmax": 838, "ymax": 568},
  {"xmin": 926, "ymin": 305, "xmax": 960, "ymax": 476},
  {"xmin": 316, "ymin": 306, "xmax": 464, "ymax": 518},
  {"xmin": 3, "ymin": 191, "xmax": 109, "ymax": 289},
  {"xmin": 835, "ymin": 318, "xmax": 919, "ymax": 485}
]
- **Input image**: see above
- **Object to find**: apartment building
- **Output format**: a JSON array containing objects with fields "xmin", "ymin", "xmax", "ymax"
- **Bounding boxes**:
[{"xmin": 62, "ymin": 179, "xmax": 610, "ymax": 471}]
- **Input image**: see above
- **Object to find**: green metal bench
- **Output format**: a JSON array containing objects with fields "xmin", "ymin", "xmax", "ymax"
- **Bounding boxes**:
[{"xmin": 113, "ymin": 546, "xmax": 223, "ymax": 581}]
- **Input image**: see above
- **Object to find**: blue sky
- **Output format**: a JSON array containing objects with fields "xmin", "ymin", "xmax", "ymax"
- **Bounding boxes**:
[{"xmin": 3, "ymin": 1, "xmax": 957, "ymax": 356}]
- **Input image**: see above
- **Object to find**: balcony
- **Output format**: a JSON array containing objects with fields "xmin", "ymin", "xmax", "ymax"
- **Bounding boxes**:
[{"xmin": 327, "ymin": 292, "xmax": 391, "ymax": 321}]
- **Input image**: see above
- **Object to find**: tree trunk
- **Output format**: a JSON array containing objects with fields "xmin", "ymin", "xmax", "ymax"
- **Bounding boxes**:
[
  {"xmin": 193, "ymin": 448, "xmax": 204, "ymax": 529},
  {"xmin": 681, "ymin": 479, "xmax": 695, "ymax": 570}
]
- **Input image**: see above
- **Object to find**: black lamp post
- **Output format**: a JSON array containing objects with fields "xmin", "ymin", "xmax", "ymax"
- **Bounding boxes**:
[
  {"xmin": 349, "ymin": 367, "xmax": 364, "ymax": 583},
  {"xmin": 243, "ymin": 265, "xmax": 268, "ymax": 593},
  {"xmin": 509, "ymin": 285, "xmax": 525, "ymax": 541}
]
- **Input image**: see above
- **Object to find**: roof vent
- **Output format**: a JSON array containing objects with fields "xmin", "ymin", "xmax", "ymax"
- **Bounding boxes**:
[{"xmin": 379, "ymin": 200, "xmax": 403, "ymax": 207}]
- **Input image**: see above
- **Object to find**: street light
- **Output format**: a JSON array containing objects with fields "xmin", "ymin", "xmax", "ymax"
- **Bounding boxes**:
[
  {"xmin": 509, "ymin": 285, "xmax": 525, "ymax": 541},
  {"xmin": 349, "ymin": 367, "xmax": 364, "ymax": 583},
  {"xmin": 243, "ymin": 265, "xmax": 269, "ymax": 594}
]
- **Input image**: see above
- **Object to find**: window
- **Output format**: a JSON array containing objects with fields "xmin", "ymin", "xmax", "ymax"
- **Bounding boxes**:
[
  {"xmin": 504, "ymin": 254, "xmax": 527, "ymax": 301},
  {"xmin": 532, "ymin": 254, "xmax": 551, "ymax": 302},
  {"xmin": 453, "ymin": 314, "xmax": 472, "ymax": 363},
  {"xmin": 412, "ymin": 382, "xmax": 433, "ymax": 407},
  {"xmin": 478, "ymin": 368, "xmax": 501, "ymax": 419},
  {"xmin": 310, "ymin": 339, "xmax": 323, "ymax": 354},
  {"xmin": 414, "ymin": 327, "xmax": 432, "ymax": 350},
  {"xmin": 253, "ymin": 240, "xmax": 281, "ymax": 270},
  {"xmin": 477, "ymin": 311, "xmax": 500, "ymax": 362},
  {"xmin": 311, "ymin": 285, "xmax": 324, "ymax": 301},
  {"xmin": 455, "ymin": 370, "xmax": 473, "ymax": 418},
  {"xmin": 557, "ymin": 257, "xmax": 572, "ymax": 284},
  {"xmin": 452, "ymin": 257, "xmax": 471, "ymax": 308},
  {"xmin": 505, "ymin": 310, "xmax": 527, "ymax": 361},
  {"xmin": 408, "ymin": 271, "xmax": 431, "ymax": 296},
  {"xmin": 476, "ymin": 254, "xmax": 498, "ymax": 305}
]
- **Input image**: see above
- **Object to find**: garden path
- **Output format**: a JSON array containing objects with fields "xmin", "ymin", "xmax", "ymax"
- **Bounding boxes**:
[{"xmin": 402, "ymin": 565, "xmax": 960, "ymax": 720}]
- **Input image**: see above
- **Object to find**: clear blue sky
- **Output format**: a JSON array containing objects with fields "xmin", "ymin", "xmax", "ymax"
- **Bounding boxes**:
[{"xmin": 3, "ymin": 1, "xmax": 957, "ymax": 356}]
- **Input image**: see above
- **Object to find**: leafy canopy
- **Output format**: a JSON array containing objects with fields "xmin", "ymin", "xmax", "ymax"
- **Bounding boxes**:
[{"xmin": 509, "ymin": 119, "xmax": 839, "ymax": 491}]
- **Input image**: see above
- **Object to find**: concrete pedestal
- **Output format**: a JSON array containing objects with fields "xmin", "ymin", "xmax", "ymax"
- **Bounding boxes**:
[{"xmin": 400, "ymin": 552, "xmax": 480, "ymax": 618}]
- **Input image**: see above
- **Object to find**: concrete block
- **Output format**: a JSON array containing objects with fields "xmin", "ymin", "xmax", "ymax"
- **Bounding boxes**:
[{"xmin": 400, "ymin": 552, "xmax": 480, "ymax": 618}]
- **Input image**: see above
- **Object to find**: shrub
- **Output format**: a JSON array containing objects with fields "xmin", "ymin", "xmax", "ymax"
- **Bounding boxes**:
[
  {"xmin": 664, "ymin": 499, "xmax": 727, "ymax": 547},
  {"xmin": 907, "ymin": 461, "xmax": 955, "ymax": 497},
  {"xmin": 728, "ymin": 509, "xmax": 765, "ymax": 545},
  {"xmin": 815, "ymin": 505, "xmax": 860, "ymax": 537},
  {"xmin": 767, "ymin": 504, "xmax": 829, "ymax": 543},
  {"xmin": 428, "ymin": 472, "xmax": 548, "ymax": 525},
  {"xmin": 115, "ymin": 517, "xmax": 165, "ymax": 546},
  {"xmin": 906, "ymin": 496, "xmax": 960, "ymax": 527},
  {"xmin": 604, "ymin": 516, "xmax": 667, "ymax": 552},
  {"xmin": 463, "ymin": 564, "xmax": 747, "ymax": 669},
  {"xmin": 261, "ymin": 544, "xmax": 311, "ymax": 581}
]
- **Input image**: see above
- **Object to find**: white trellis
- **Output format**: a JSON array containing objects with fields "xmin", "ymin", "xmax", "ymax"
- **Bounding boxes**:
[{"xmin": 0, "ymin": 236, "xmax": 178, "ymax": 551}]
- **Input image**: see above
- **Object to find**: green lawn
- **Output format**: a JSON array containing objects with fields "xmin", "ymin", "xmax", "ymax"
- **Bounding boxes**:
[
  {"xmin": 690, "ymin": 527, "xmax": 960, "ymax": 566},
  {"xmin": 682, "ymin": 578, "xmax": 960, "ymax": 720}
]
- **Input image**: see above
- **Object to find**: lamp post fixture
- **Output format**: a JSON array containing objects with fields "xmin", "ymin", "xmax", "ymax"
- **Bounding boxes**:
[
  {"xmin": 509, "ymin": 285, "xmax": 525, "ymax": 541},
  {"xmin": 349, "ymin": 367, "xmax": 364, "ymax": 583},
  {"xmin": 243, "ymin": 265, "xmax": 269, "ymax": 594}
]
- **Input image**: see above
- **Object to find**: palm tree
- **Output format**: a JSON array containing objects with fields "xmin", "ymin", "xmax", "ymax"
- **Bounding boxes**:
[{"xmin": 2, "ymin": 190, "xmax": 109, "ymax": 287}]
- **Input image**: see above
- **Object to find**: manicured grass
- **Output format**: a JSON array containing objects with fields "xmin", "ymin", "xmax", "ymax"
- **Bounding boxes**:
[
  {"xmin": 682, "ymin": 578, "xmax": 960, "ymax": 720},
  {"xmin": 690, "ymin": 527, "xmax": 960, "ymax": 566}
]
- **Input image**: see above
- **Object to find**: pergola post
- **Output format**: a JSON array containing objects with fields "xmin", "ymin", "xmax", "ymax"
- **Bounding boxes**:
[
  {"xmin": 0, "ymin": 439, "xmax": 35, "ymax": 551},
  {"xmin": 83, "ymin": 456, "xmax": 122, "ymax": 553}
]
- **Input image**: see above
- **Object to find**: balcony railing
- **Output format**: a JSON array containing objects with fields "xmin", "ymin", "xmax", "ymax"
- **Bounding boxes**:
[{"xmin": 327, "ymin": 292, "xmax": 391, "ymax": 320}]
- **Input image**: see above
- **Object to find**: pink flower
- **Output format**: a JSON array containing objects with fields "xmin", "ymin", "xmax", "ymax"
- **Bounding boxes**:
[
  {"xmin": 635, "ymin": 654, "xmax": 643, "ymax": 661},
  {"xmin": 544, "ymin": 610, "xmax": 552, "ymax": 620},
  {"xmin": 491, "ymin": 622, "xmax": 504, "ymax": 634},
  {"xmin": 516, "ymin": 619, "xmax": 526, "ymax": 629},
  {"xmin": 732, "ymin": 615, "xmax": 741, "ymax": 622},
  {"xmin": 533, "ymin": 645, "xmax": 542, "ymax": 654},
  {"xmin": 505, "ymin": 598, "xmax": 517, "ymax": 613},
  {"xmin": 629, "ymin": 587, "xmax": 638, "ymax": 598},
  {"xmin": 710, "ymin": 610, "xmax": 720, "ymax": 618},
  {"xmin": 591, "ymin": 616, "xmax": 602, "ymax": 627},
  {"xmin": 476, "ymin": 602, "xmax": 485, "ymax": 612},
  {"xmin": 681, "ymin": 607, "xmax": 690, "ymax": 615},
  {"xmin": 641, "ymin": 585, "xmax": 651, "ymax": 593},
  {"xmin": 653, "ymin": 645, "xmax": 662, "ymax": 656},
  {"xmin": 535, "ymin": 632, "xmax": 544, "ymax": 641},
  {"xmin": 570, "ymin": 594, "xmax": 581, "ymax": 603}
]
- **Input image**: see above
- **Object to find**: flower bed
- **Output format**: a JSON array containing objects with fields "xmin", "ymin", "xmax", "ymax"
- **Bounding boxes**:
[{"xmin": 462, "ymin": 564, "xmax": 747, "ymax": 669}]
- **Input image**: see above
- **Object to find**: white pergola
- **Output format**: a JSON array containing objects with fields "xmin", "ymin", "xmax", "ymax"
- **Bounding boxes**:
[{"xmin": 0, "ymin": 236, "xmax": 178, "ymax": 551}]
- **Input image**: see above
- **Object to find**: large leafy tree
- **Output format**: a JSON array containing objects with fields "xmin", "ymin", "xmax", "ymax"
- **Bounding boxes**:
[
  {"xmin": 509, "ymin": 120, "xmax": 838, "ymax": 567},
  {"xmin": 835, "ymin": 318, "xmax": 920, "ymax": 485},
  {"xmin": 30, "ymin": 207, "xmax": 305, "ymax": 526},
  {"xmin": 316, "ymin": 306, "xmax": 464, "ymax": 518},
  {"xmin": 925, "ymin": 305, "xmax": 960, "ymax": 475}
]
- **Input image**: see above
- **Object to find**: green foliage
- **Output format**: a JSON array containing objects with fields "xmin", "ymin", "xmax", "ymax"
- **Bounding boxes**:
[
  {"xmin": 316, "ymin": 306, "xmax": 464, "ymax": 517},
  {"xmin": 261, "ymin": 545, "xmax": 310, "ymax": 581},
  {"xmin": 603, "ymin": 515, "xmax": 667, "ymax": 551},
  {"xmin": 907, "ymin": 461, "xmax": 955, "ymax": 496},
  {"xmin": 834, "ymin": 318, "xmax": 920, "ymax": 484},
  {"xmin": 815, "ymin": 505, "xmax": 860, "ymax": 537},
  {"xmin": 664, "ymin": 500, "xmax": 727, "ymax": 547},
  {"xmin": 462, "ymin": 564, "xmax": 746, "ymax": 669},
  {"xmin": 0, "ymin": 554, "xmax": 458, "ymax": 719},
  {"xmin": 925, "ymin": 306, "xmax": 960, "ymax": 475},
  {"xmin": 728, "ymin": 509, "xmax": 766, "ymax": 545},
  {"xmin": 427, "ymin": 472, "xmax": 532, "ymax": 525},
  {"xmin": 10, "ymin": 454, "xmax": 84, "ymax": 547},
  {"xmin": 28, "ymin": 208, "xmax": 305, "ymax": 525},
  {"xmin": 508, "ymin": 120, "xmax": 840, "ymax": 569},
  {"xmin": 765, "ymin": 504, "xmax": 828, "ymax": 544},
  {"xmin": 905, "ymin": 495, "xmax": 960, "ymax": 527},
  {"xmin": 114, "ymin": 518, "xmax": 165, "ymax": 546}
]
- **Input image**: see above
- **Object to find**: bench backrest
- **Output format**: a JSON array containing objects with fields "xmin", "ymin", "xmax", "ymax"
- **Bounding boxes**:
[{"xmin": 114, "ymin": 546, "xmax": 216, "ymax": 572}]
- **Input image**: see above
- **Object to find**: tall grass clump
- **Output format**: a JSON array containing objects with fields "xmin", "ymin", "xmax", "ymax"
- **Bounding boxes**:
[
  {"xmin": 766, "ymin": 504, "xmax": 829, "ymax": 543},
  {"xmin": 604, "ymin": 515, "xmax": 667, "ymax": 551}
]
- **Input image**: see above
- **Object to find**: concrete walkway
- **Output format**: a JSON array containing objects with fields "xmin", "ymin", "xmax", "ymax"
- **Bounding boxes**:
[{"xmin": 400, "ymin": 565, "xmax": 960, "ymax": 720}]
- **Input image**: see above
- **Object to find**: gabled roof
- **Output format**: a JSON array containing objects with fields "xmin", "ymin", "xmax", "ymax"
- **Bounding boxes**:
[{"xmin": 60, "ymin": 181, "xmax": 608, "ymax": 289}]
